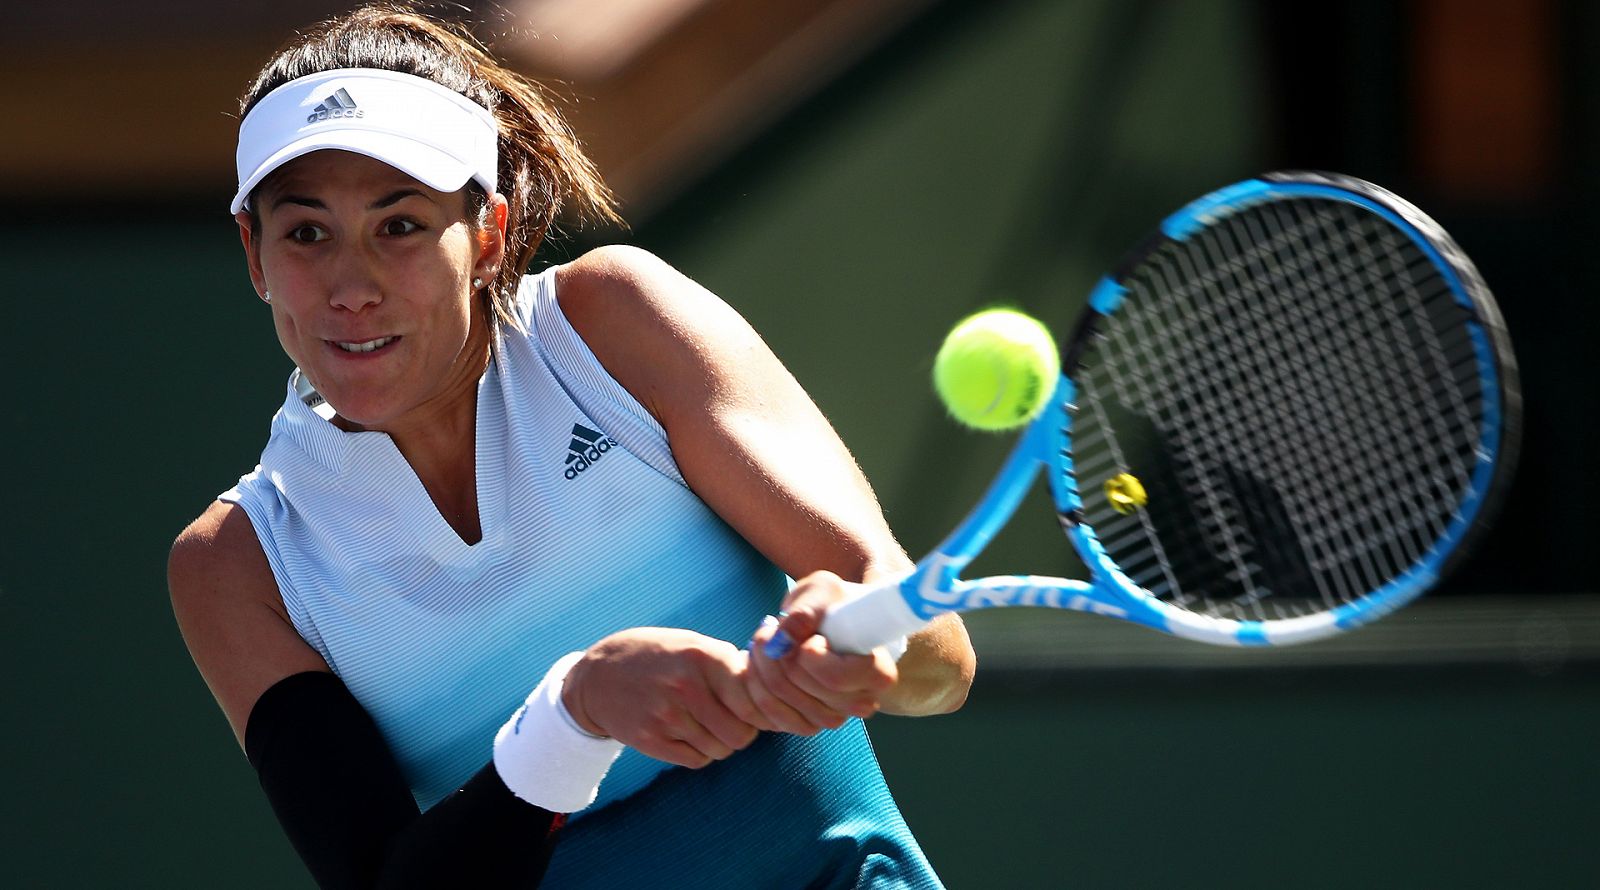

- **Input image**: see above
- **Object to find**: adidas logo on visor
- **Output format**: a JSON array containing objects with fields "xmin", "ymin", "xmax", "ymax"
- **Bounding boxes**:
[
  {"xmin": 307, "ymin": 88, "xmax": 364, "ymax": 124},
  {"xmin": 563, "ymin": 423, "xmax": 618, "ymax": 481}
]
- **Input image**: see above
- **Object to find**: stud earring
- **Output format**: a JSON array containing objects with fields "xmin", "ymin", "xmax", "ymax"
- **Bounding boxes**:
[
  {"xmin": 262, "ymin": 291, "xmax": 272, "ymax": 304},
  {"xmin": 472, "ymin": 277, "xmax": 484, "ymax": 290}
]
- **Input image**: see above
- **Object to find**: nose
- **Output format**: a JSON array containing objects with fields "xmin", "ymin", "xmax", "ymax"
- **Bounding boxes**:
[{"xmin": 327, "ymin": 244, "xmax": 384, "ymax": 312}]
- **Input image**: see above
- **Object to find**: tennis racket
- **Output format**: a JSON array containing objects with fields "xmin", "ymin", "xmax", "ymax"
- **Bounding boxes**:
[{"xmin": 818, "ymin": 171, "xmax": 1520, "ymax": 652}]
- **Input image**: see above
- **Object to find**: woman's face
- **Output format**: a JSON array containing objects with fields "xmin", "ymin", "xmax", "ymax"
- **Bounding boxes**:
[{"xmin": 237, "ymin": 150, "xmax": 501, "ymax": 430}]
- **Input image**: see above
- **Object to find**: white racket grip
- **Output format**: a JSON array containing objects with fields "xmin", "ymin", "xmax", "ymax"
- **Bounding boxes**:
[{"xmin": 818, "ymin": 581, "xmax": 929, "ymax": 655}]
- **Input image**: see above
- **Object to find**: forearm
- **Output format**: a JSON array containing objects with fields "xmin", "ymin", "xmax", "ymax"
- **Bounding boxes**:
[{"xmin": 552, "ymin": 247, "xmax": 977, "ymax": 718}]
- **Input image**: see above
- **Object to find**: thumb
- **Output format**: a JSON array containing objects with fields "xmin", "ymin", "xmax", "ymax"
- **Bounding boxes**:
[
  {"xmin": 761, "ymin": 605, "xmax": 826, "ymax": 660},
  {"xmin": 765, "ymin": 570, "xmax": 849, "ymax": 659}
]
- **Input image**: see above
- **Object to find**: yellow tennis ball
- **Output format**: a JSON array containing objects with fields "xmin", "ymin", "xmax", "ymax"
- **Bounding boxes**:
[{"xmin": 933, "ymin": 309, "xmax": 1059, "ymax": 431}]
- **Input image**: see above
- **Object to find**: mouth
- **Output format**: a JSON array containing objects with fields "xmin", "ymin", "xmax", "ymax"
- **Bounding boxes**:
[{"xmin": 333, "ymin": 335, "xmax": 400, "ymax": 354}]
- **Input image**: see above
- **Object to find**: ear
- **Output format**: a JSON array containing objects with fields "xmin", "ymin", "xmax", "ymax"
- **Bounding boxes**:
[
  {"xmin": 473, "ymin": 192, "xmax": 510, "ymax": 284},
  {"xmin": 235, "ymin": 210, "xmax": 269, "ymax": 300}
]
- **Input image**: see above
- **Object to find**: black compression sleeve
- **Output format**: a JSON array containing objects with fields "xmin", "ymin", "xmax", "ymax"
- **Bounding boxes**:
[{"xmin": 244, "ymin": 671, "xmax": 562, "ymax": 889}]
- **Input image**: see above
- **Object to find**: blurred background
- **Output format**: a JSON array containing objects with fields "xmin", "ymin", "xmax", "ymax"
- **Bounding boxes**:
[{"xmin": 1, "ymin": 0, "xmax": 1596, "ymax": 886}]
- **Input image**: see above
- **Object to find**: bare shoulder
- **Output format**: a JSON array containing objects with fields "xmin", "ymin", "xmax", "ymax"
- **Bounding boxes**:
[
  {"xmin": 553, "ymin": 244, "xmax": 721, "ymax": 332},
  {"xmin": 554, "ymin": 243, "xmax": 677, "ymax": 293},
  {"xmin": 553, "ymin": 245, "xmax": 761, "ymax": 425},
  {"xmin": 169, "ymin": 500, "xmax": 285, "ymax": 625},
  {"xmin": 170, "ymin": 501, "xmax": 329, "ymax": 745},
  {"xmin": 170, "ymin": 500, "xmax": 267, "ymax": 586}
]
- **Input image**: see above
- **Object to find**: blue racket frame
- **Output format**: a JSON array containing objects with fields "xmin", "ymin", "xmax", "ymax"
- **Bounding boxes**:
[{"xmin": 813, "ymin": 175, "xmax": 1513, "ymax": 653}]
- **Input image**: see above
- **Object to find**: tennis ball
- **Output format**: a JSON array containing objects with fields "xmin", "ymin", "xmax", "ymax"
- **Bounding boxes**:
[{"xmin": 933, "ymin": 308, "xmax": 1059, "ymax": 431}]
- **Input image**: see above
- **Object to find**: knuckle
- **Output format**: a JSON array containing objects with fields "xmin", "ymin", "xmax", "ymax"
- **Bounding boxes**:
[
  {"xmin": 634, "ymin": 732, "xmax": 668, "ymax": 755},
  {"xmin": 727, "ymin": 697, "xmax": 762, "ymax": 727},
  {"xmin": 774, "ymin": 689, "xmax": 809, "ymax": 715},
  {"xmin": 776, "ymin": 666, "xmax": 809, "ymax": 694},
  {"xmin": 761, "ymin": 673, "xmax": 794, "ymax": 702},
  {"xmin": 647, "ymin": 705, "xmax": 681, "ymax": 732},
  {"xmin": 663, "ymin": 673, "xmax": 697, "ymax": 698},
  {"xmin": 746, "ymin": 678, "xmax": 776, "ymax": 707},
  {"xmin": 810, "ymin": 665, "xmax": 849, "ymax": 693},
  {"xmin": 748, "ymin": 653, "xmax": 775, "ymax": 680},
  {"xmin": 684, "ymin": 644, "xmax": 721, "ymax": 669},
  {"xmin": 761, "ymin": 650, "xmax": 793, "ymax": 678}
]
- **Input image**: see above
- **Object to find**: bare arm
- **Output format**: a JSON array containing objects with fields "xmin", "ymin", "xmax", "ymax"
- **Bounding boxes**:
[
  {"xmin": 169, "ymin": 500, "xmax": 332, "ymax": 744},
  {"xmin": 554, "ymin": 245, "xmax": 974, "ymax": 716}
]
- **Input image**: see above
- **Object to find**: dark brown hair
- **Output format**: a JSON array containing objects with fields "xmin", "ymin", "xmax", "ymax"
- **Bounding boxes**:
[{"xmin": 240, "ymin": 3, "xmax": 620, "ymax": 328}]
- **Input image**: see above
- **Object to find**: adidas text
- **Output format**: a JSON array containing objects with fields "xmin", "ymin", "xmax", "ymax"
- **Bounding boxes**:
[
  {"xmin": 307, "ymin": 107, "xmax": 364, "ymax": 123},
  {"xmin": 564, "ymin": 423, "xmax": 618, "ymax": 480}
]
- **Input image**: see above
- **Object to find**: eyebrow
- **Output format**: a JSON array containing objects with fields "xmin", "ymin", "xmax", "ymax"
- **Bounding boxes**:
[
  {"xmin": 269, "ymin": 188, "xmax": 433, "ymax": 211},
  {"xmin": 372, "ymin": 188, "xmax": 432, "ymax": 209}
]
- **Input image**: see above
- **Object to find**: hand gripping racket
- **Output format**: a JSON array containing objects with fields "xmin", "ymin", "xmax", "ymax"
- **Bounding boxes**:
[{"xmin": 818, "ymin": 171, "xmax": 1520, "ymax": 653}]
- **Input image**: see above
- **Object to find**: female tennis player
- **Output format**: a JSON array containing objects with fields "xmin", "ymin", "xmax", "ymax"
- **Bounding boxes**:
[{"xmin": 168, "ymin": 5, "xmax": 973, "ymax": 888}]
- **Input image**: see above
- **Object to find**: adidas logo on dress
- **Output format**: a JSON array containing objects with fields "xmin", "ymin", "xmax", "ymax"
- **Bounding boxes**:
[
  {"xmin": 563, "ymin": 423, "xmax": 618, "ymax": 481},
  {"xmin": 307, "ymin": 88, "xmax": 363, "ymax": 123}
]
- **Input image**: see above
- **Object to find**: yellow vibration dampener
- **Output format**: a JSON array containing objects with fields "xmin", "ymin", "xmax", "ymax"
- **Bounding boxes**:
[{"xmin": 1104, "ymin": 472, "xmax": 1148, "ymax": 515}]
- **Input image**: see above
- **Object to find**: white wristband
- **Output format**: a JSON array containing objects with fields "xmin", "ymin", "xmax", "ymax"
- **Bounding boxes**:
[{"xmin": 492, "ymin": 651, "xmax": 624, "ymax": 813}]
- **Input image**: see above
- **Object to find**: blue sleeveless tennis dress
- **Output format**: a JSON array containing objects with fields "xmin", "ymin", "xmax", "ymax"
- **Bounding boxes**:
[{"xmin": 222, "ymin": 267, "xmax": 942, "ymax": 888}]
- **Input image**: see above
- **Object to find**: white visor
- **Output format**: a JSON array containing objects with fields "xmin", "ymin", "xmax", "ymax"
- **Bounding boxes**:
[{"xmin": 231, "ymin": 68, "xmax": 498, "ymax": 214}]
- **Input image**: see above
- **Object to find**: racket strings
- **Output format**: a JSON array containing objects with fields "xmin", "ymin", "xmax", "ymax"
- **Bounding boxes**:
[
  {"xmin": 1272, "ymin": 215, "xmax": 1476, "ymax": 592},
  {"xmin": 1076, "ymin": 376, "xmax": 1190, "ymax": 603},
  {"xmin": 1190, "ymin": 206, "xmax": 1475, "ymax": 610},
  {"xmin": 1187, "ymin": 212, "xmax": 1376, "ymax": 610},
  {"xmin": 1157, "ymin": 231, "xmax": 1360, "ymax": 617},
  {"xmin": 1203, "ymin": 204, "xmax": 1472, "ymax": 608},
  {"xmin": 1236, "ymin": 208, "xmax": 1461, "ymax": 570},
  {"xmin": 1071, "ymin": 198, "xmax": 1486, "ymax": 620},
  {"xmin": 1102, "ymin": 209, "xmax": 1379, "ymax": 614},
  {"xmin": 1092, "ymin": 259, "xmax": 1272, "ymax": 611},
  {"xmin": 1281, "ymin": 205, "xmax": 1481, "ymax": 544},
  {"xmin": 1330, "ymin": 205, "xmax": 1481, "ymax": 491}
]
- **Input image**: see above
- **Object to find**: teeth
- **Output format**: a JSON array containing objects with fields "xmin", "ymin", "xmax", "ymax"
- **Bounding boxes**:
[{"xmin": 337, "ymin": 336, "xmax": 396, "ymax": 353}]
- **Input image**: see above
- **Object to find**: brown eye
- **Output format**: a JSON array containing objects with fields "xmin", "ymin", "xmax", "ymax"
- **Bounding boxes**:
[
  {"xmin": 384, "ymin": 219, "xmax": 420, "ymax": 236},
  {"xmin": 291, "ymin": 225, "xmax": 327, "ymax": 243}
]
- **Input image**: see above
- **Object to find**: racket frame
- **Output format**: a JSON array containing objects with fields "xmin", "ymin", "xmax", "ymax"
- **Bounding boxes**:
[{"xmin": 819, "ymin": 173, "xmax": 1517, "ymax": 654}]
